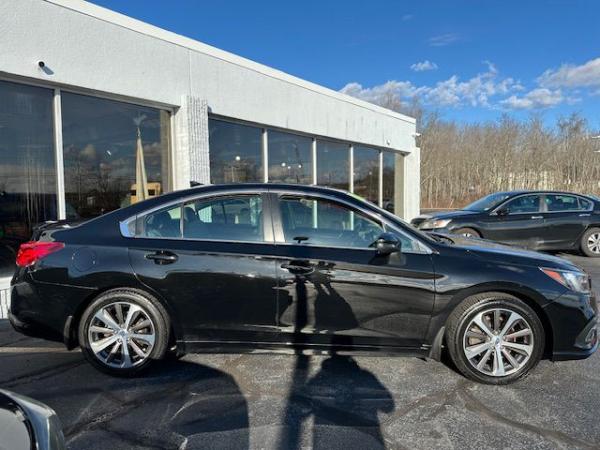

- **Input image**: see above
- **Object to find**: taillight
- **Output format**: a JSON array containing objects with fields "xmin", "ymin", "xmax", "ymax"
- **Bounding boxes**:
[{"xmin": 16, "ymin": 241, "xmax": 65, "ymax": 268}]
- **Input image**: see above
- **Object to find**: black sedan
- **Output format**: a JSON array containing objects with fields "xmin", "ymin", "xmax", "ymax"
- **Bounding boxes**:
[
  {"xmin": 412, "ymin": 190, "xmax": 600, "ymax": 256},
  {"xmin": 9, "ymin": 184, "xmax": 598, "ymax": 384}
]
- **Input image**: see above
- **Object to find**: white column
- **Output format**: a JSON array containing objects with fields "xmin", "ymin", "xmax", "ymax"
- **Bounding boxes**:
[
  {"xmin": 378, "ymin": 150, "xmax": 383, "ymax": 207},
  {"xmin": 174, "ymin": 95, "xmax": 209, "ymax": 190},
  {"xmin": 311, "ymin": 138, "xmax": 317, "ymax": 185},
  {"xmin": 395, "ymin": 147, "xmax": 421, "ymax": 220},
  {"xmin": 349, "ymin": 144, "xmax": 354, "ymax": 193},
  {"xmin": 53, "ymin": 89, "xmax": 65, "ymax": 220}
]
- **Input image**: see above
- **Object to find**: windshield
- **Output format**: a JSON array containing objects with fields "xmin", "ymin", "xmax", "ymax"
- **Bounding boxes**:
[{"xmin": 463, "ymin": 192, "xmax": 512, "ymax": 212}]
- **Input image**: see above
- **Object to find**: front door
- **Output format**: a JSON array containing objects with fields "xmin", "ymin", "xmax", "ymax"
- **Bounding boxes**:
[
  {"xmin": 482, "ymin": 194, "xmax": 547, "ymax": 246},
  {"xmin": 128, "ymin": 193, "xmax": 280, "ymax": 344},
  {"xmin": 270, "ymin": 193, "xmax": 436, "ymax": 350}
]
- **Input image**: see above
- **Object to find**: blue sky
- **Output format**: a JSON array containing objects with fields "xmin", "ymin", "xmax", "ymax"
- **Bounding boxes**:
[{"xmin": 90, "ymin": 0, "xmax": 600, "ymax": 127}]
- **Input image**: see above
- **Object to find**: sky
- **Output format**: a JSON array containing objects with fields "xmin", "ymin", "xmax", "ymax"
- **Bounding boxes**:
[{"xmin": 89, "ymin": 0, "xmax": 600, "ymax": 128}]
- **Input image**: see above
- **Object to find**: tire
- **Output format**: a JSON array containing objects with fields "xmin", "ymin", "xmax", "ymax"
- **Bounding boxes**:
[
  {"xmin": 78, "ymin": 289, "xmax": 170, "ymax": 377},
  {"xmin": 445, "ymin": 292, "xmax": 544, "ymax": 385},
  {"xmin": 580, "ymin": 227, "xmax": 600, "ymax": 257},
  {"xmin": 453, "ymin": 227, "xmax": 481, "ymax": 238}
]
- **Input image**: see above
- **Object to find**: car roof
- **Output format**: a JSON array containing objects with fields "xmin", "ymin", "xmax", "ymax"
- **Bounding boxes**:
[{"xmin": 496, "ymin": 190, "xmax": 597, "ymax": 199}]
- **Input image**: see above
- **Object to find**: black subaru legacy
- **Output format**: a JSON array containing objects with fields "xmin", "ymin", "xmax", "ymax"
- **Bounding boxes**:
[
  {"xmin": 412, "ymin": 190, "xmax": 600, "ymax": 257},
  {"xmin": 9, "ymin": 184, "xmax": 598, "ymax": 384}
]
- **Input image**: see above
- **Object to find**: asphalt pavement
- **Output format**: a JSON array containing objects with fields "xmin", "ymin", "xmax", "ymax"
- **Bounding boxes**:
[{"xmin": 1, "ymin": 253, "xmax": 599, "ymax": 450}]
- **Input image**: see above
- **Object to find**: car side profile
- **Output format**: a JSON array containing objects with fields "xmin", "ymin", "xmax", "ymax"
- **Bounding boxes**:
[
  {"xmin": 411, "ymin": 190, "xmax": 600, "ymax": 256},
  {"xmin": 9, "ymin": 184, "xmax": 598, "ymax": 384}
]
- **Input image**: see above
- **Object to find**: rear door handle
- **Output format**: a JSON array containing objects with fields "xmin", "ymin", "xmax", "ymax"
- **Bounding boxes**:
[
  {"xmin": 531, "ymin": 215, "xmax": 543, "ymax": 219},
  {"xmin": 145, "ymin": 251, "xmax": 178, "ymax": 264},
  {"xmin": 281, "ymin": 261, "xmax": 314, "ymax": 275},
  {"xmin": 579, "ymin": 213, "xmax": 591, "ymax": 217}
]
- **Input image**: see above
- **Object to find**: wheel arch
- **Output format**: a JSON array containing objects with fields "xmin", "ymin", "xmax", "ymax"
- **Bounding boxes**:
[
  {"xmin": 64, "ymin": 285, "xmax": 184, "ymax": 351},
  {"xmin": 429, "ymin": 282, "xmax": 554, "ymax": 360}
]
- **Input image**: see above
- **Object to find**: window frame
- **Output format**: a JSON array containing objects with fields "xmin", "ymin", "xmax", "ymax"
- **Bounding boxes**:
[
  {"xmin": 492, "ymin": 194, "xmax": 543, "ymax": 216},
  {"xmin": 121, "ymin": 189, "xmax": 274, "ymax": 244},
  {"xmin": 269, "ymin": 190, "xmax": 430, "ymax": 254},
  {"xmin": 542, "ymin": 194, "xmax": 594, "ymax": 213}
]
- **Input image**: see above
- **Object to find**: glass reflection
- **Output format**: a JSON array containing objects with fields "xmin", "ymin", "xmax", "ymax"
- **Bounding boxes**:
[
  {"xmin": 382, "ymin": 151, "xmax": 400, "ymax": 215},
  {"xmin": 62, "ymin": 93, "xmax": 170, "ymax": 219},
  {"xmin": 268, "ymin": 131, "xmax": 312, "ymax": 184},
  {"xmin": 316, "ymin": 140, "xmax": 349, "ymax": 190},
  {"xmin": 0, "ymin": 81, "xmax": 56, "ymax": 278},
  {"xmin": 209, "ymin": 119, "xmax": 262, "ymax": 183},
  {"xmin": 353, "ymin": 146, "xmax": 379, "ymax": 204}
]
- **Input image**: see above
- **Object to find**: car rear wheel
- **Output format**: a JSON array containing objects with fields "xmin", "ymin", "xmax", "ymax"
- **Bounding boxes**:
[
  {"xmin": 78, "ymin": 289, "xmax": 170, "ymax": 377},
  {"xmin": 581, "ymin": 227, "xmax": 600, "ymax": 257},
  {"xmin": 453, "ymin": 227, "xmax": 480, "ymax": 238},
  {"xmin": 445, "ymin": 292, "xmax": 544, "ymax": 384}
]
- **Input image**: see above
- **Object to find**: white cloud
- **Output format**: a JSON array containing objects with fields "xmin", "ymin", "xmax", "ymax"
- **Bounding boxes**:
[
  {"xmin": 538, "ymin": 57, "xmax": 600, "ymax": 88},
  {"xmin": 427, "ymin": 33, "xmax": 460, "ymax": 47},
  {"xmin": 500, "ymin": 88, "xmax": 564, "ymax": 110},
  {"xmin": 410, "ymin": 60, "xmax": 438, "ymax": 72},
  {"xmin": 341, "ymin": 62, "xmax": 522, "ymax": 109}
]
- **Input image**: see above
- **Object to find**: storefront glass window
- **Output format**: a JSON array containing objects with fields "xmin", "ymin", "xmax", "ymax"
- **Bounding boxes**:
[
  {"xmin": 382, "ymin": 151, "xmax": 400, "ymax": 214},
  {"xmin": 268, "ymin": 131, "xmax": 312, "ymax": 184},
  {"xmin": 0, "ymin": 81, "xmax": 56, "ymax": 278},
  {"xmin": 209, "ymin": 119, "xmax": 262, "ymax": 183},
  {"xmin": 353, "ymin": 146, "xmax": 380, "ymax": 204},
  {"xmin": 62, "ymin": 93, "xmax": 171, "ymax": 219},
  {"xmin": 316, "ymin": 140, "xmax": 349, "ymax": 190}
]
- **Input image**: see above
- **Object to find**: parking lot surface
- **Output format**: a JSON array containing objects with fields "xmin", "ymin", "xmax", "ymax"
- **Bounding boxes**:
[{"xmin": 2, "ymin": 253, "xmax": 599, "ymax": 450}]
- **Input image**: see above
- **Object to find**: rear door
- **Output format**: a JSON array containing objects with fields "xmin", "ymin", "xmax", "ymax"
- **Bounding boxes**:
[
  {"xmin": 542, "ymin": 194, "xmax": 592, "ymax": 248},
  {"xmin": 127, "ymin": 191, "xmax": 281, "ymax": 345},
  {"xmin": 270, "ymin": 192, "xmax": 436, "ymax": 350},
  {"xmin": 483, "ymin": 194, "xmax": 547, "ymax": 246}
]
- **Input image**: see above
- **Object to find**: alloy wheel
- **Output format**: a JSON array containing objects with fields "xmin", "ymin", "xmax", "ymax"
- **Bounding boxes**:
[
  {"xmin": 587, "ymin": 233, "xmax": 600, "ymax": 254},
  {"xmin": 462, "ymin": 308, "xmax": 534, "ymax": 377},
  {"xmin": 87, "ymin": 302, "xmax": 156, "ymax": 369}
]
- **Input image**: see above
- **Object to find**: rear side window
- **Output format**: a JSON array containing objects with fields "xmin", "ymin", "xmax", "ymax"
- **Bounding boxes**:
[
  {"xmin": 139, "ymin": 205, "xmax": 182, "ymax": 238},
  {"xmin": 545, "ymin": 194, "xmax": 587, "ymax": 212},
  {"xmin": 182, "ymin": 195, "xmax": 264, "ymax": 242}
]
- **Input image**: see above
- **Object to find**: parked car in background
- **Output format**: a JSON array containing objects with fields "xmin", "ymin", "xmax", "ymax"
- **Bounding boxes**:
[
  {"xmin": 412, "ymin": 191, "xmax": 600, "ymax": 257},
  {"xmin": 10, "ymin": 184, "xmax": 598, "ymax": 384},
  {"xmin": 0, "ymin": 389, "xmax": 65, "ymax": 450}
]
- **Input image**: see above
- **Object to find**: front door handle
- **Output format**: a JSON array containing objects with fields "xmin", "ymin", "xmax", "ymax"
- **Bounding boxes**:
[
  {"xmin": 281, "ymin": 261, "xmax": 314, "ymax": 275},
  {"xmin": 145, "ymin": 251, "xmax": 178, "ymax": 265},
  {"xmin": 531, "ymin": 215, "xmax": 543, "ymax": 219}
]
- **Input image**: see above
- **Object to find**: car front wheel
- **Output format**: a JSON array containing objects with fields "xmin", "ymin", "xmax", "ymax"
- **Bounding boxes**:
[
  {"xmin": 446, "ymin": 293, "xmax": 544, "ymax": 384},
  {"xmin": 581, "ymin": 227, "xmax": 600, "ymax": 257},
  {"xmin": 78, "ymin": 289, "xmax": 170, "ymax": 376}
]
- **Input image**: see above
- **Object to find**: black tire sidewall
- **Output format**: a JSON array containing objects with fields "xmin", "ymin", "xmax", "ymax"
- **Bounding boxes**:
[
  {"xmin": 453, "ymin": 227, "xmax": 480, "ymax": 238},
  {"xmin": 580, "ymin": 228, "xmax": 600, "ymax": 258},
  {"xmin": 78, "ymin": 289, "xmax": 169, "ymax": 377},
  {"xmin": 449, "ymin": 296, "xmax": 544, "ymax": 385}
]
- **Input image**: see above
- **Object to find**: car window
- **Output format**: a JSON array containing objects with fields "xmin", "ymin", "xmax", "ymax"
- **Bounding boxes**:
[
  {"xmin": 140, "ymin": 205, "xmax": 182, "ymax": 238},
  {"xmin": 182, "ymin": 195, "xmax": 264, "ymax": 242},
  {"xmin": 504, "ymin": 195, "xmax": 541, "ymax": 214},
  {"xmin": 545, "ymin": 194, "xmax": 587, "ymax": 212},
  {"xmin": 279, "ymin": 196, "xmax": 383, "ymax": 248}
]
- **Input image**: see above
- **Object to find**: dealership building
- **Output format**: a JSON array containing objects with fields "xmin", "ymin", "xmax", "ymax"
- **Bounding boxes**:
[{"xmin": 0, "ymin": 0, "xmax": 419, "ymax": 312}]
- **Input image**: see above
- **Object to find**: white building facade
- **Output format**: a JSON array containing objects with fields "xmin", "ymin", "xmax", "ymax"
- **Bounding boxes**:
[{"xmin": 0, "ymin": 0, "xmax": 419, "ymax": 309}]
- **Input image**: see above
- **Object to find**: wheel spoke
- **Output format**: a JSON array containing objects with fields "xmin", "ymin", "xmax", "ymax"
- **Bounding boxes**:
[
  {"xmin": 465, "ymin": 342, "xmax": 492, "ymax": 359},
  {"xmin": 501, "ymin": 347, "xmax": 520, "ymax": 369},
  {"xmin": 477, "ymin": 348, "xmax": 493, "ymax": 369},
  {"xmin": 473, "ymin": 314, "xmax": 494, "ymax": 337},
  {"xmin": 90, "ymin": 334, "xmax": 119, "ymax": 354},
  {"xmin": 466, "ymin": 330, "xmax": 487, "ymax": 340},
  {"xmin": 124, "ymin": 304, "xmax": 142, "ymax": 330},
  {"xmin": 106, "ymin": 341, "xmax": 121, "ymax": 363},
  {"xmin": 503, "ymin": 341, "xmax": 533, "ymax": 356},
  {"xmin": 94, "ymin": 309, "xmax": 120, "ymax": 332},
  {"xmin": 503, "ymin": 328, "xmax": 531, "ymax": 340},
  {"xmin": 493, "ymin": 309, "xmax": 501, "ymax": 332},
  {"xmin": 131, "ymin": 332, "xmax": 155, "ymax": 347},
  {"xmin": 130, "ymin": 319, "xmax": 151, "ymax": 332},
  {"xmin": 499, "ymin": 312, "xmax": 521, "ymax": 338},
  {"xmin": 115, "ymin": 303, "xmax": 125, "ymax": 327},
  {"xmin": 89, "ymin": 325, "xmax": 115, "ymax": 335},
  {"xmin": 129, "ymin": 339, "xmax": 148, "ymax": 358},
  {"xmin": 493, "ymin": 347, "xmax": 506, "ymax": 376},
  {"xmin": 121, "ymin": 341, "xmax": 132, "ymax": 368}
]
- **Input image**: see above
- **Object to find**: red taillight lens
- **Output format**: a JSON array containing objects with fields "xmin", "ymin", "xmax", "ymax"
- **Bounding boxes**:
[{"xmin": 16, "ymin": 241, "xmax": 65, "ymax": 268}]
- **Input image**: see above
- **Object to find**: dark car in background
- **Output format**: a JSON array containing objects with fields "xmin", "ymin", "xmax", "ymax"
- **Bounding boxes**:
[
  {"xmin": 9, "ymin": 184, "xmax": 598, "ymax": 384},
  {"xmin": 412, "ymin": 191, "xmax": 600, "ymax": 257}
]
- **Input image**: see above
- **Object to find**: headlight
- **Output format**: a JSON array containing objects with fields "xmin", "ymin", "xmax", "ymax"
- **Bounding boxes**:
[
  {"xmin": 540, "ymin": 268, "xmax": 591, "ymax": 293},
  {"xmin": 420, "ymin": 218, "xmax": 452, "ymax": 229}
]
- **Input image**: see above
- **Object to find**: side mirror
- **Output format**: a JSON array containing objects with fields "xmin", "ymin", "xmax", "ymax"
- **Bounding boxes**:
[
  {"xmin": 375, "ymin": 232, "xmax": 401, "ymax": 255},
  {"xmin": 495, "ymin": 207, "xmax": 509, "ymax": 216}
]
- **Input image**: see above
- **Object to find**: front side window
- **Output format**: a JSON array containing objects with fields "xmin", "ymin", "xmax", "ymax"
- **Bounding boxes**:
[
  {"xmin": 62, "ymin": 93, "xmax": 171, "ymax": 219},
  {"xmin": 504, "ymin": 195, "xmax": 541, "ymax": 214},
  {"xmin": 0, "ymin": 81, "xmax": 56, "ymax": 278},
  {"xmin": 279, "ymin": 196, "xmax": 384, "ymax": 248},
  {"xmin": 545, "ymin": 194, "xmax": 589, "ymax": 212},
  {"xmin": 183, "ymin": 195, "xmax": 264, "ymax": 242}
]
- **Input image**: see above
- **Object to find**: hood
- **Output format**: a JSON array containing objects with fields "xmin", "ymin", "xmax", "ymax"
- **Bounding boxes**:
[
  {"xmin": 414, "ymin": 210, "xmax": 480, "ymax": 222},
  {"xmin": 441, "ymin": 234, "xmax": 582, "ymax": 271}
]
